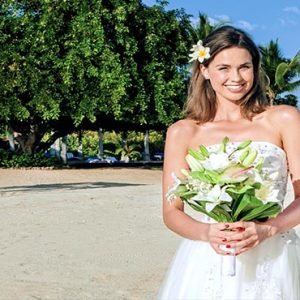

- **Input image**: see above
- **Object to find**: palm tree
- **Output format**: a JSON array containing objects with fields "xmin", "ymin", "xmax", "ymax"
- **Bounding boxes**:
[
  {"xmin": 275, "ymin": 51, "xmax": 300, "ymax": 93},
  {"xmin": 187, "ymin": 13, "xmax": 227, "ymax": 43},
  {"xmin": 260, "ymin": 41, "xmax": 300, "ymax": 104}
]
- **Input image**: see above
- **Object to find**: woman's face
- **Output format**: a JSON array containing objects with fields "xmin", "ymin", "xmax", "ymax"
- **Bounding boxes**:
[{"xmin": 201, "ymin": 47, "xmax": 254, "ymax": 103}]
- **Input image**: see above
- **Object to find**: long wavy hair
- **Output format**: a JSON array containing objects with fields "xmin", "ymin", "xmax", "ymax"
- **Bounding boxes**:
[{"xmin": 183, "ymin": 25, "xmax": 270, "ymax": 122}]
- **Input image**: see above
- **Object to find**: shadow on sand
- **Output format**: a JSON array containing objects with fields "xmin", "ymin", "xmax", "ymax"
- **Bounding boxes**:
[{"xmin": 0, "ymin": 181, "xmax": 146, "ymax": 194}]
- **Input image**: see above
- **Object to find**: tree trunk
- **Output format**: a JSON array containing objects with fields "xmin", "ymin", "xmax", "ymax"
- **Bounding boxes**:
[
  {"xmin": 120, "ymin": 132, "xmax": 128, "ymax": 162},
  {"xmin": 7, "ymin": 127, "xmax": 15, "ymax": 152},
  {"xmin": 78, "ymin": 131, "xmax": 83, "ymax": 158},
  {"xmin": 13, "ymin": 124, "xmax": 38, "ymax": 155},
  {"xmin": 50, "ymin": 137, "xmax": 61, "ymax": 159},
  {"xmin": 60, "ymin": 136, "xmax": 68, "ymax": 164},
  {"xmin": 98, "ymin": 128, "xmax": 104, "ymax": 159},
  {"xmin": 143, "ymin": 130, "xmax": 150, "ymax": 161}
]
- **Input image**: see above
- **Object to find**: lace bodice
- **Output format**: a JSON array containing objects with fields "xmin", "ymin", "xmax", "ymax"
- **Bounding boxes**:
[{"xmin": 206, "ymin": 141, "xmax": 288, "ymax": 205}]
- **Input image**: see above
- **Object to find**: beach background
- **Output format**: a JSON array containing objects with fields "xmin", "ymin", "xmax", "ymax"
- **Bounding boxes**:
[{"xmin": 0, "ymin": 168, "xmax": 298, "ymax": 300}]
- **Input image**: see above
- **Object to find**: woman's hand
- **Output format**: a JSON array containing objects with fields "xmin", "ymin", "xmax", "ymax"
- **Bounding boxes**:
[
  {"xmin": 206, "ymin": 223, "xmax": 236, "ymax": 255},
  {"xmin": 223, "ymin": 221, "xmax": 274, "ymax": 255}
]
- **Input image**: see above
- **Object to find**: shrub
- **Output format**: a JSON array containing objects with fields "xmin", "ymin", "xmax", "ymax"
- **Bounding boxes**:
[{"xmin": 0, "ymin": 151, "xmax": 62, "ymax": 168}]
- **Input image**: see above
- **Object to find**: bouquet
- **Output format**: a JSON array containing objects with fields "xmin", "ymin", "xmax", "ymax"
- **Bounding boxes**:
[{"xmin": 167, "ymin": 137, "xmax": 281, "ymax": 276}]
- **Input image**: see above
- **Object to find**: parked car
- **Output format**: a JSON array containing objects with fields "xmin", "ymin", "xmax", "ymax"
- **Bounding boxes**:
[
  {"xmin": 104, "ymin": 156, "xmax": 118, "ymax": 164},
  {"xmin": 84, "ymin": 156, "xmax": 104, "ymax": 164},
  {"xmin": 152, "ymin": 152, "xmax": 164, "ymax": 161}
]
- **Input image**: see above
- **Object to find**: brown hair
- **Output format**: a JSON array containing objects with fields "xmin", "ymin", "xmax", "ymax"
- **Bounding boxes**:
[{"xmin": 183, "ymin": 25, "xmax": 270, "ymax": 122}]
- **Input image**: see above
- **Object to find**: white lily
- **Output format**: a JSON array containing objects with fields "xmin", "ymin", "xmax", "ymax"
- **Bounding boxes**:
[
  {"xmin": 255, "ymin": 182, "xmax": 280, "ymax": 204},
  {"xmin": 192, "ymin": 185, "xmax": 233, "ymax": 212},
  {"xmin": 245, "ymin": 168, "xmax": 263, "ymax": 184},
  {"xmin": 202, "ymin": 152, "xmax": 231, "ymax": 171},
  {"xmin": 166, "ymin": 172, "xmax": 182, "ymax": 202}
]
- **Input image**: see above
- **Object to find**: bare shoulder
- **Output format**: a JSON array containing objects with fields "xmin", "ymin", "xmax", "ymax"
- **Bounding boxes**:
[
  {"xmin": 264, "ymin": 105, "xmax": 300, "ymax": 123},
  {"xmin": 167, "ymin": 119, "xmax": 198, "ymax": 139}
]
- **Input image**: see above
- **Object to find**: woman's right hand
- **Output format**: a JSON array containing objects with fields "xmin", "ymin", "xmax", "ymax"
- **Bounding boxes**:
[{"xmin": 207, "ymin": 223, "xmax": 235, "ymax": 255}]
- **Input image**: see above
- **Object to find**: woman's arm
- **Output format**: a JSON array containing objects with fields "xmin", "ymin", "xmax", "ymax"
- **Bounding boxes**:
[
  {"xmin": 162, "ymin": 121, "xmax": 229, "ymax": 254},
  {"xmin": 265, "ymin": 105, "xmax": 300, "ymax": 234}
]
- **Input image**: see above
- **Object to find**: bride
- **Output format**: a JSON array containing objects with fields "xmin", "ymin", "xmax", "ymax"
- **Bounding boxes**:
[{"xmin": 158, "ymin": 25, "xmax": 300, "ymax": 299}]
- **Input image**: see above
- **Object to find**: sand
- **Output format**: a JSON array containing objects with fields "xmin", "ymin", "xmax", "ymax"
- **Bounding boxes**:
[
  {"xmin": 0, "ymin": 168, "xmax": 180, "ymax": 300},
  {"xmin": 0, "ymin": 168, "xmax": 298, "ymax": 300}
]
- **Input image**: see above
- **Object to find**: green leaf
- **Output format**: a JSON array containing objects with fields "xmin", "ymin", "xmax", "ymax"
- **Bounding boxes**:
[
  {"xmin": 242, "ymin": 150, "xmax": 258, "ymax": 167},
  {"xmin": 241, "ymin": 202, "xmax": 281, "ymax": 221},
  {"xmin": 233, "ymin": 193, "xmax": 252, "ymax": 219},
  {"xmin": 189, "ymin": 171, "xmax": 212, "ymax": 183},
  {"xmin": 199, "ymin": 145, "xmax": 209, "ymax": 158},
  {"xmin": 188, "ymin": 149, "xmax": 205, "ymax": 160},
  {"xmin": 237, "ymin": 140, "xmax": 252, "ymax": 150},
  {"xmin": 239, "ymin": 148, "xmax": 250, "ymax": 163},
  {"xmin": 227, "ymin": 184, "xmax": 255, "ymax": 194},
  {"xmin": 220, "ymin": 136, "xmax": 230, "ymax": 152}
]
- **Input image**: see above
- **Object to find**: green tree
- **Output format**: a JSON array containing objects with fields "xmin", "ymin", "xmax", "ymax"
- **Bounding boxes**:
[
  {"xmin": 0, "ymin": 0, "xmax": 190, "ymax": 154},
  {"xmin": 275, "ymin": 51, "xmax": 300, "ymax": 94},
  {"xmin": 259, "ymin": 40, "xmax": 299, "ymax": 105}
]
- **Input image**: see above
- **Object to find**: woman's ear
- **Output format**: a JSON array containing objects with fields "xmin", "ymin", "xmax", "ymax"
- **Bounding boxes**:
[{"xmin": 200, "ymin": 64, "xmax": 209, "ymax": 80}]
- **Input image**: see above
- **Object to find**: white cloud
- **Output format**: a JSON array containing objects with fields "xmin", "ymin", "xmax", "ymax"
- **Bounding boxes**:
[
  {"xmin": 208, "ymin": 15, "xmax": 231, "ymax": 26},
  {"xmin": 279, "ymin": 17, "xmax": 298, "ymax": 26},
  {"xmin": 283, "ymin": 6, "xmax": 300, "ymax": 14},
  {"xmin": 214, "ymin": 14, "xmax": 231, "ymax": 22},
  {"xmin": 236, "ymin": 20, "xmax": 256, "ymax": 31},
  {"xmin": 208, "ymin": 17, "xmax": 219, "ymax": 26}
]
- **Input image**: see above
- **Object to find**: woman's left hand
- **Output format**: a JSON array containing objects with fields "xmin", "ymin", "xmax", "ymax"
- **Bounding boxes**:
[{"xmin": 223, "ymin": 221, "xmax": 274, "ymax": 255}]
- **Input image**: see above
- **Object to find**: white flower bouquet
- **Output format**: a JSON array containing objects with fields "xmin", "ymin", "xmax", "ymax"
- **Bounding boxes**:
[{"xmin": 167, "ymin": 137, "xmax": 281, "ymax": 276}]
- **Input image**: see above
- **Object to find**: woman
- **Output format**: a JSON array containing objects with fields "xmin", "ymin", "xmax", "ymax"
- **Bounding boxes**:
[{"xmin": 158, "ymin": 25, "xmax": 300, "ymax": 299}]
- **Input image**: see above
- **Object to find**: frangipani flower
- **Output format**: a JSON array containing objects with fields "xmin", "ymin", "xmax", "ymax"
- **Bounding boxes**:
[
  {"xmin": 192, "ymin": 185, "xmax": 233, "ymax": 213},
  {"xmin": 188, "ymin": 40, "xmax": 210, "ymax": 63},
  {"xmin": 202, "ymin": 152, "xmax": 230, "ymax": 171}
]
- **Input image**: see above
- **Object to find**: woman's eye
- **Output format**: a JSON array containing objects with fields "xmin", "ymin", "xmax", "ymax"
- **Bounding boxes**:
[
  {"xmin": 241, "ymin": 65, "xmax": 250, "ymax": 70},
  {"xmin": 218, "ymin": 67, "xmax": 227, "ymax": 71}
]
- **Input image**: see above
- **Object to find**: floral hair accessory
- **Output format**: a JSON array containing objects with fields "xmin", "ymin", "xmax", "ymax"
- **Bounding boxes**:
[{"xmin": 188, "ymin": 40, "xmax": 210, "ymax": 63}]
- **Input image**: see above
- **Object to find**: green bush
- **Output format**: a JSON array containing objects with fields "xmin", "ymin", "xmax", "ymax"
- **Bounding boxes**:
[
  {"xmin": 0, "ymin": 150, "xmax": 62, "ymax": 168},
  {"xmin": 82, "ymin": 131, "xmax": 99, "ymax": 156}
]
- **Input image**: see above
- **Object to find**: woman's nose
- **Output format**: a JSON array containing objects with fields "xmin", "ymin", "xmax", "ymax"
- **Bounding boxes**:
[{"xmin": 230, "ymin": 69, "xmax": 242, "ymax": 81}]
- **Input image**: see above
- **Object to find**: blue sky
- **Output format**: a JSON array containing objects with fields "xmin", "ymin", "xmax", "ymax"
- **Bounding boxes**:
[
  {"xmin": 142, "ymin": 0, "xmax": 299, "ymax": 57},
  {"xmin": 142, "ymin": 0, "xmax": 300, "ymax": 100}
]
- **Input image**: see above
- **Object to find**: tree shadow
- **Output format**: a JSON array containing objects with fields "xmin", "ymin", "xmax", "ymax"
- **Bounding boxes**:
[{"xmin": 0, "ymin": 181, "xmax": 146, "ymax": 194}]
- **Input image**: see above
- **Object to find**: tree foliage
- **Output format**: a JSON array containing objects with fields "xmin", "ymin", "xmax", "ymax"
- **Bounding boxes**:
[
  {"xmin": 0, "ymin": 0, "xmax": 191, "ymax": 153},
  {"xmin": 259, "ymin": 40, "xmax": 300, "ymax": 104}
]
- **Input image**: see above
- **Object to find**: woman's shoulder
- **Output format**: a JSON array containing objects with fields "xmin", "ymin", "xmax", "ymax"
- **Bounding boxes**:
[
  {"xmin": 167, "ymin": 119, "xmax": 199, "ymax": 138},
  {"xmin": 264, "ymin": 104, "xmax": 300, "ymax": 123}
]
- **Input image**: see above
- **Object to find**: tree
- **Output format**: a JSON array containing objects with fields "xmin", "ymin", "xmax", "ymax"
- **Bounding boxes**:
[
  {"xmin": 275, "ymin": 51, "xmax": 300, "ymax": 94},
  {"xmin": 187, "ymin": 13, "xmax": 227, "ymax": 43},
  {"xmin": 0, "ymin": 0, "xmax": 191, "ymax": 154},
  {"xmin": 259, "ymin": 40, "xmax": 299, "ymax": 105}
]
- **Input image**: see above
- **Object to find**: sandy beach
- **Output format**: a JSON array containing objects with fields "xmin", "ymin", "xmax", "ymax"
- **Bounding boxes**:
[
  {"xmin": 0, "ymin": 168, "xmax": 299, "ymax": 300},
  {"xmin": 0, "ymin": 168, "xmax": 181, "ymax": 300}
]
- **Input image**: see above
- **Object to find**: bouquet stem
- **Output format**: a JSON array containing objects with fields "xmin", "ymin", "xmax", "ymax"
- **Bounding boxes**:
[{"xmin": 220, "ymin": 246, "xmax": 236, "ymax": 276}]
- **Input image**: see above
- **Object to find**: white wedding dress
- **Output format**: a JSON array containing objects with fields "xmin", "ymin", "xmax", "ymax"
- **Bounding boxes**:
[{"xmin": 158, "ymin": 142, "xmax": 300, "ymax": 300}]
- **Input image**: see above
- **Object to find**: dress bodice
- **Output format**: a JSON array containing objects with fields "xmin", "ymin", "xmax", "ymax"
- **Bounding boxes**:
[{"xmin": 206, "ymin": 141, "xmax": 289, "ymax": 205}]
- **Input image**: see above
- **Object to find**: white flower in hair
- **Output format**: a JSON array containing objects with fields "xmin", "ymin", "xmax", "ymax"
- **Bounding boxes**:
[{"xmin": 188, "ymin": 40, "xmax": 210, "ymax": 63}]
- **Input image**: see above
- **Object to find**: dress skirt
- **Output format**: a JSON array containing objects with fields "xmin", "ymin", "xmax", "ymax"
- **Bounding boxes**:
[{"xmin": 158, "ymin": 229, "xmax": 300, "ymax": 300}]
